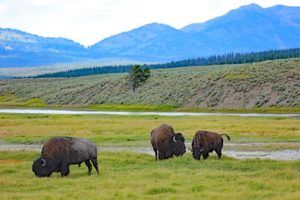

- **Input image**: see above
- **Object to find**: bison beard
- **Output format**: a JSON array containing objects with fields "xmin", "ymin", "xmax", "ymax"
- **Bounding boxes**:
[
  {"xmin": 191, "ymin": 131, "xmax": 230, "ymax": 160},
  {"xmin": 150, "ymin": 124, "xmax": 186, "ymax": 160},
  {"xmin": 32, "ymin": 136, "xmax": 99, "ymax": 177}
]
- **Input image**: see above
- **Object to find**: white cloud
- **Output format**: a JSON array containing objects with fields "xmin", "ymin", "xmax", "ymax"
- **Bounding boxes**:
[{"xmin": 0, "ymin": 0, "xmax": 299, "ymax": 46}]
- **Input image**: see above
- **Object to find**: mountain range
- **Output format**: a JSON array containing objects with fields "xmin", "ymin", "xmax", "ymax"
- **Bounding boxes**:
[{"xmin": 0, "ymin": 3, "xmax": 299, "ymax": 68}]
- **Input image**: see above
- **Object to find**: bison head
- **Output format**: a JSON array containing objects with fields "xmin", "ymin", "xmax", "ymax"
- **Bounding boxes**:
[
  {"xmin": 32, "ymin": 157, "xmax": 53, "ymax": 177},
  {"xmin": 191, "ymin": 147, "xmax": 204, "ymax": 160},
  {"xmin": 171, "ymin": 133, "xmax": 186, "ymax": 157}
]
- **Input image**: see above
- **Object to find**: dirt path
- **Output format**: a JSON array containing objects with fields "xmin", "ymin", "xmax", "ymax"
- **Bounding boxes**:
[{"xmin": 0, "ymin": 141, "xmax": 299, "ymax": 161}]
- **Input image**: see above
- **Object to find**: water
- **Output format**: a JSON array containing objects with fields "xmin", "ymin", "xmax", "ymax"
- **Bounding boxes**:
[{"xmin": 0, "ymin": 108, "xmax": 299, "ymax": 117}]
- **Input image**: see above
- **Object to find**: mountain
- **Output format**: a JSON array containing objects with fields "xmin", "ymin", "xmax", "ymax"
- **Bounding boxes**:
[
  {"xmin": 0, "ymin": 28, "xmax": 88, "ymax": 67},
  {"xmin": 0, "ymin": 3, "xmax": 300, "ymax": 68},
  {"xmin": 181, "ymin": 4, "xmax": 300, "ymax": 53},
  {"xmin": 90, "ymin": 23, "xmax": 212, "ymax": 61},
  {"xmin": 92, "ymin": 3, "xmax": 299, "ymax": 61}
]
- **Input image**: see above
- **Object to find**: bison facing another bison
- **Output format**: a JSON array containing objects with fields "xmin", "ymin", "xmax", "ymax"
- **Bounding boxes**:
[
  {"xmin": 150, "ymin": 124, "xmax": 186, "ymax": 160},
  {"xmin": 190, "ymin": 130, "xmax": 230, "ymax": 160},
  {"xmin": 32, "ymin": 136, "xmax": 99, "ymax": 177}
]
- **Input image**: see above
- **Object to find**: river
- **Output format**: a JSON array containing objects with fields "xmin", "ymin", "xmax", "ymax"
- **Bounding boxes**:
[{"xmin": 0, "ymin": 108, "xmax": 299, "ymax": 117}]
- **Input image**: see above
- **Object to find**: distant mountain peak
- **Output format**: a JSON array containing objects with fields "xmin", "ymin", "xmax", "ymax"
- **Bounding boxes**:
[
  {"xmin": 133, "ymin": 22, "xmax": 178, "ymax": 32},
  {"xmin": 239, "ymin": 3, "xmax": 263, "ymax": 10}
]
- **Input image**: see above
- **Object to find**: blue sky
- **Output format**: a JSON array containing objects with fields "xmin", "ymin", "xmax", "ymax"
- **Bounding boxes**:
[{"xmin": 0, "ymin": 0, "xmax": 299, "ymax": 46}]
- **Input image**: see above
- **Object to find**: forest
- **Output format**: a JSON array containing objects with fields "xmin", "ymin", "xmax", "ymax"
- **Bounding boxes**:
[{"xmin": 30, "ymin": 48, "xmax": 300, "ymax": 78}]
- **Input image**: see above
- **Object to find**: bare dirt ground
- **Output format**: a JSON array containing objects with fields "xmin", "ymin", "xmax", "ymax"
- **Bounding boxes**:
[{"xmin": 1, "ymin": 141, "xmax": 299, "ymax": 161}]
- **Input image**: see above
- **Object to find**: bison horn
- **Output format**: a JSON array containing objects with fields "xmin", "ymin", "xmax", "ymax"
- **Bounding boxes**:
[
  {"xmin": 41, "ymin": 157, "xmax": 47, "ymax": 167},
  {"xmin": 173, "ymin": 136, "xmax": 177, "ymax": 143},
  {"xmin": 188, "ymin": 147, "xmax": 193, "ymax": 152}
]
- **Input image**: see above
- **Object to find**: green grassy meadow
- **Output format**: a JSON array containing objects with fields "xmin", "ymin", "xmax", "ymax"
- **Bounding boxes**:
[
  {"xmin": 0, "ymin": 113, "xmax": 299, "ymax": 199},
  {"xmin": 0, "ymin": 113, "xmax": 300, "ymax": 145},
  {"xmin": 0, "ymin": 151, "xmax": 299, "ymax": 200}
]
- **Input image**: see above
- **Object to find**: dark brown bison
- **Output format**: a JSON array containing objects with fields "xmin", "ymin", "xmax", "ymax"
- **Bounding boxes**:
[
  {"xmin": 190, "ymin": 131, "xmax": 230, "ymax": 160},
  {"xmin": 150, "ymin": 124, "xmax": 186, "ymax": 160},
  {"xmin": 32, "ymin": 136, "xmax": 99, "ymax": 177}
]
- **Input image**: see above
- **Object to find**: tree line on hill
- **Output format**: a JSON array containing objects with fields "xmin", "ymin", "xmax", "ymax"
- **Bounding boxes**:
[{"xmin": 29, "ymin": 48, "xmax": 300, "ymax": 78}]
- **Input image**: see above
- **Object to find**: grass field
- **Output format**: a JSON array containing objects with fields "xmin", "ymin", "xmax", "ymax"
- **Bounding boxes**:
[
  {"xmin": 0, "ymin": 113, "xmax": 299, "ymax": 145},
  {"xmin": 0, "ymin": 151, "xmax": 299, "ymax": 200},
  {"xmin": 0, "ymin": 113, "xmax": 299, "ymax": 199}
]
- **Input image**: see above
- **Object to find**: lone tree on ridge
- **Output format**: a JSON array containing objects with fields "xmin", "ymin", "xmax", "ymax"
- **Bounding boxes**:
[{"xmin": 128, "ymin": 65, "xmax": 151, "ymax": 94}]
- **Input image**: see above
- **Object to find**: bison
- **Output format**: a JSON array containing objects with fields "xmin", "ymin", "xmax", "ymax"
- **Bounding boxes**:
[
  {"xmin": 32, "ymin": 136, "xmax": 99, "ymax": 177},
  {"xmin": 190, "ymin": 130, "xmax": 230, "ymax": 160},
  {"xmin": 150, "ymin": 124, "xmax": 186, "ymax": 160}
]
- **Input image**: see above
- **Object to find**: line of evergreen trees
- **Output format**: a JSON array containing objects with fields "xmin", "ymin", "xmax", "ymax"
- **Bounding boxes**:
[{"xmin": 31, "ymin": 48, "xmax": 300, "ymax": 78}]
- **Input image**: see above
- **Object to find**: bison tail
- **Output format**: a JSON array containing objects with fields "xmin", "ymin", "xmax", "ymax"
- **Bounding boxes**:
[{"xmin": 221, "ymin": 134, "xmax": 230, "ymax": 141}]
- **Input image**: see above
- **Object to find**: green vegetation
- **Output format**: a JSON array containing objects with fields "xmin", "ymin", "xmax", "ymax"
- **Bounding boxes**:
[
  {"xmin": 0, "ymin": 151, "xmax": 299, "ymax": 200},
  {"xmin": 0, "ymin": 57, "xmax": 299, "ymax": 199},
  {"xmin": 128, "ymin": 65, "xmax": 151, "ymax": 94},
  {"xmin": 0, "ymin": 58, "xmax": 299, "ymax": 110},
  {"xmin": 32, "ymin": 48, "xmax": 300, "ymax": 78},
  {"xmin": 0, "ymin": 112, "xmax": 299, "ymax": 199},
  {"xmin": 0, "ymin": 95, "xmax": 46, "ymax": 108},
  {"xmin": 0, "ymin": 113, "xmax": 299, "ymax": 145}
]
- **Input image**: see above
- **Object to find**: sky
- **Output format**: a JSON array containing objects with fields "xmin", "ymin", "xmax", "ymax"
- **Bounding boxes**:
[{"xmin": 0, "ymin": 0, "xmax": 299, "ymax": 46}]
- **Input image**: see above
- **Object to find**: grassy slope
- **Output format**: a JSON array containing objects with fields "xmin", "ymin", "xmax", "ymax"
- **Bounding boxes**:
[
  {"xmin": 0, "ymin": 114, "xmax": 299, "ymax": 144},
  {"xmin": 0, "ymin": 58, "xmax": 299, "ymax": 110},
  {"xmin": 0, "ymin": 151, "xmax": 299, "ymax": 200}
]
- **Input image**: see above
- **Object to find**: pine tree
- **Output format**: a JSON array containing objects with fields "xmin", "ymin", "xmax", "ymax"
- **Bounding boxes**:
[{"xmin": 128, "ymin": 65, "xmax": 151, "ymax": 94}]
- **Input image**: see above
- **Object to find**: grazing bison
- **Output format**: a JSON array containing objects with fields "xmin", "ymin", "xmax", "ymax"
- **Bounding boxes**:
[
  {"xmin": 190, "ymin": 131, "xmax": 230, "ymax": 160},
  {"xmin": 32, "ymin": 136, "xmax": 99, "ymax": 177},
  {"xmin": 150, "ymin": 124, "xmax": 186, "ymax": 160}
]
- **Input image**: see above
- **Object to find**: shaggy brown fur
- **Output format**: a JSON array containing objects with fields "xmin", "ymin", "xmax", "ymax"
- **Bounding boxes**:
[
  {"xmin": 42, "ymin": 137, "xmax": 70, "ymax": 161},
  {"xmin": 191, "ymin": 131, "xmax": 230, "ymax": 160},
  {"xmin": 150, "ymin": 124, "xmax": 186, "ymax": 160},
  {"xmin": 32, "ymin": 136, "xmax": 99, "ymax": 177}
]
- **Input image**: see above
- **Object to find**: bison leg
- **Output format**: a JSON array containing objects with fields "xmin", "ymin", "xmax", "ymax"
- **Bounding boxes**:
[
  {"xmin": 91, "ymin": 157, "xmax": 99, "ymax": 174},
  {"xmin": 203, "ymin": 152, "xmax": 209, "ymax": 160},
  {"xmin": 215, "ymin": 148, "xmax": 222, "ymax": 159},
  {"xmin": 60, "ymin": 162, "xmax": 70, "ymax": 177},
  {"xmin": 215, "ymin": 142, "xmax": 223, "ymax": 159},
  {"xmin": 153, "ymin": 148, "xmax": 158, "ymax": 161},
  {"xmin": 85, "ymin": 160, "xmax": 92, "ymax": 175},
  {"xmin": 158, "ymin": 151, "xmax": 165, "ymax": 160}
]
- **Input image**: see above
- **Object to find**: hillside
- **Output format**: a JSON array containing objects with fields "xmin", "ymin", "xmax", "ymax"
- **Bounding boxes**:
[
  {"xmin": 0, "ymin": 59, "xmax": 299, "ymax": 110},
  {"xmin": 1, "ymin": 3, "xmax": 300, "ymax": 67}
]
